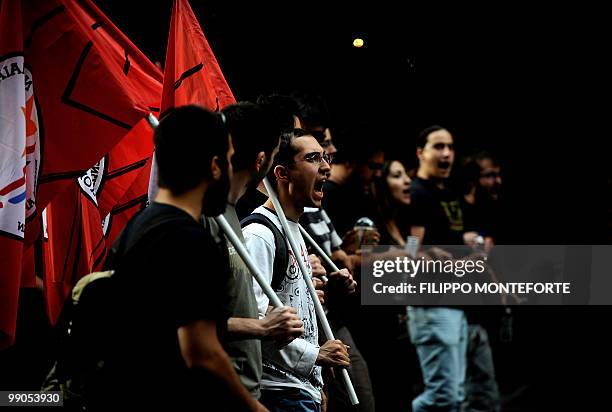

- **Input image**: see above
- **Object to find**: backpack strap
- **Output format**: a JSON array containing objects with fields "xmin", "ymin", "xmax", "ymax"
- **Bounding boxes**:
[{"xmin": 240, "ymin": 213, "xmax": 288, "ymax": 291}]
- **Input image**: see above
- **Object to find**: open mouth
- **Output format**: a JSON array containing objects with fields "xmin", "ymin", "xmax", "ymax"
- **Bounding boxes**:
[
  {"xmin": 314, "ymin": 179, "xmax": 325, "ymax": 193},
  {"xmin": 438, "ymin": 161, "xmax": 451, "ymax": 170},
  {"xmin": 313, "ymin": 179, "xmax": 326, "ymax": 198}
]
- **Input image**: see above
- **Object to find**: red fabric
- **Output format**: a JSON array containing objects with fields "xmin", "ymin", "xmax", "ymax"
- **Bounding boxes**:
[
  {"xmin": 21, "ymin": 0, "xmax": 162, "ymax": 218},
  {"xmin": 147, "ymin": 0, "xmax": 236, "ymax": 202},
  {"xmin": 161, "ymin": 0, "xmax": 235, "ymax": 114},
  {"xmin": 0, "ymin": 0, "xmax": 27, "ymax": 349},
  {"xmin": 0, "ymin": 0, "xmax": 162, "ymax": 347},
  {"xmin": 42, "ymin": 182, "xmax": 107, "ymax": 325},
  {"xmin": 94, "ymin": 117, "xmax": 156, "ymax": 219},
  {"xmin": 104, "ymin": 160, "xmax": 151, "ymax": 246}
]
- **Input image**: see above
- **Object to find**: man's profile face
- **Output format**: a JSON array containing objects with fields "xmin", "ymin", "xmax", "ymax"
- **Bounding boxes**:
[
  {"xmin": 478, "ymin": 157, "xmax": 502, "ymax": 198},
  {"xmin": 418, "ymin": 129, "xmax": 455, "ymax": 180},
  {"xmin": 358, "ymin": 151, "xmax": 385, "ymax": 185},
  {"xmin": 287, "ymin": 135, "xmax": 331, "ymax": 208},
  {"xmin": 202, "ymin": 135, "xmax": 233, "ymax": 216}
]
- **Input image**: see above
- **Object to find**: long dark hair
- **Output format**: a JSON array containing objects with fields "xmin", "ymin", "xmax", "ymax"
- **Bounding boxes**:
[{"xmin": 373, "ymin": 160, "xmax": 411, "ymax": 230}]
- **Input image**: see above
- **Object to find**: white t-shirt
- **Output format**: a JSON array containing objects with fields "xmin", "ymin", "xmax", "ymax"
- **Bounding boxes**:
[{"xmin": 242, "ymin": 206, "xmax": 323, "ymax": 403}]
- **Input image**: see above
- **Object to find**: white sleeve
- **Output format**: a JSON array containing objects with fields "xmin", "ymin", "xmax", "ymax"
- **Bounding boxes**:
[{"xmin": 243, "ymin": 223, "xmax": 275, "ymax": 318}]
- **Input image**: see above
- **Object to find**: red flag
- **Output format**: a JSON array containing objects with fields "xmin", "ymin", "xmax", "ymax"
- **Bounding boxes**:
[
  {"xmin": 104, "ymin": 161, "xmax": 151, "ymax": 246},
  {"xmin": 0, "ymin": 0, "xmax": 162, "ymax": 348},
  {"xmin": 22, "ymin": 0, "xmax": 162, "ymax": 220},
  {"xmin": 79, "ymin": 117, "xmax": 156, "ymax": 220},
  {"xmin": 0, "ymin": 0, "xmax": 29, "ymax": 349},
  {"xmin": 148, "ymin": 0, "xmax": 236, "ymax": 201},
  {"xmin": 161, "ymin": 0, "xmax": 235, "ymax": 113},
  {"xmin": 42, "ymin": 182, "xmax": 106, "ymax": 324}
]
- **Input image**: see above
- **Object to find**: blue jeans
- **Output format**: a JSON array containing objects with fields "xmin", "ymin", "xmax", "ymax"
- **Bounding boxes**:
[
  {"xmin": 407, "ymin": 307, "xmax": 468, "ymax": 412},
  {"xmin": 260, "ymin": 388, "xmax": 321, "ymax": 412}
]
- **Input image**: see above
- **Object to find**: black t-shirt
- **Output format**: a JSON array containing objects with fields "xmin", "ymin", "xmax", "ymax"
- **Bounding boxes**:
[
  {"xmin": 99, "ymin": 203, "xmax": 231, "ymax": 409},
  {"xmin": 462, "ymin": 189, "xmax": 502, "ymax": 241},
  {"xmin": 410, "ymin": 177, "xmax": 465, "ymax": 246},
  {"xmin": 322, "ymin": 179, "xmax": 379, "ymax": 238}
]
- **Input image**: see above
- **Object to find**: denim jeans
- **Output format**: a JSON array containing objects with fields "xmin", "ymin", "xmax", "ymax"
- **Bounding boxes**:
[
  {"xmin": 407, "ymin": 307, "xmax": 468, "ymax": 412},
  {"xmin": 260, "ymin": 388, "xmax": 321, "ymax": 412},
  {"xmin": 462, "ymin": 324, "xmax": 501, "ymax": 412}
]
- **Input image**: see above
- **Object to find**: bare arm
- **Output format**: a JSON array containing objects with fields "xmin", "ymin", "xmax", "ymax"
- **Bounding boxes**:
[
  {"xmin": 227, "ymin": 306, "xmax": 304, "ymax": 345},
  {"xmin": 178, "ymin": 319, "xmax": 266, "ymax": 412}
]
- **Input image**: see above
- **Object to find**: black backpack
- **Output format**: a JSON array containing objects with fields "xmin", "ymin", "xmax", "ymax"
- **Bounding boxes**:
[
  {"xmin": 240, "ymin": 212, "xmax": 289, "ymax": 291},
  {"xmin": 42, "ymin": 211, "xmax": 184, "ymax": 410}
]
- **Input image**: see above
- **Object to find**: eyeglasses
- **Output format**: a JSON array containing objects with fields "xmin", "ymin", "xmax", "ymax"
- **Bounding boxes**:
[{"xmin": 293, "ymin": 151, "xmax": 333, "ymax": 166}]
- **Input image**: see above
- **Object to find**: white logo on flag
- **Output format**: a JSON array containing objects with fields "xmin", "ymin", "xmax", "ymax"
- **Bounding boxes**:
[
  {"xmin": 0, "ymin": 56, "xmax": 35, "ymax": 238},
  {"xmin": 78, "ymin": 157, "xmax": 106, "ymax": 205}
]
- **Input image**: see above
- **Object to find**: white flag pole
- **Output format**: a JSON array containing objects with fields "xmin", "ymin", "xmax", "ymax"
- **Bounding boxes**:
[
  {"xmin": 299, "ymin": 225, "xmax": 339, "ymax": 276},
  {"xmin": 262, "ymin": 178, "xmax": 359, "ymax": 405},
  {"xmin": 146, "ymin": 113, "xmax": 159, "ymax": 204},
  {"xmin": 213, "ymin": 215, "xmax": 283, "ymax": 308}
]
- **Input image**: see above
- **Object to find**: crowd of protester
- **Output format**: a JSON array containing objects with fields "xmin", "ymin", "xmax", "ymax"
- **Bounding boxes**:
[{"xmin": 3, "ymin": 93, "xmax": 515, "ymax": 412}]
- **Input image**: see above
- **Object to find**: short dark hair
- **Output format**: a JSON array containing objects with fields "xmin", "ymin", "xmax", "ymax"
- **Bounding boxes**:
[
  {"xmin": 459, "ymin": 150, "xmax": 499, "ymax": 193},
  {"xmin": 154, "ymin": 105, "xmax": 227, "ymax": 195},
  {"xmin": 266, "ymin": 128, "xmax": 309, "ymax": 189},
  {"xmin": 273, "ymin": 128, "xmax": 308, "ymax": 167},
  {"xmin": 256, "ymin": 94, "xmax": 299, "ymax": 134},
  {"xmin": 222, "ymin": 102, "xmax": 280, "ymax": 172},
  {"xmin": 416, "ymin": 125, "xmax": 447, "ymax": 149},
  {"xmin": 292, "ymin": 91, "xmax": 331, "ymax": 132}
]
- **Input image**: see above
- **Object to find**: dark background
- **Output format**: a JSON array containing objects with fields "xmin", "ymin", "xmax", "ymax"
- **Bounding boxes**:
[
  {"xmin": 2, "ymin": 1, "xmax": 607, "ymax": 409},
  {"xmin": 96, "ymin": 0, "xmax": 608, "ymax": 245},
  {"xmin": 94, "ymin": 1, "xmax": 608, "ymax": 408}
]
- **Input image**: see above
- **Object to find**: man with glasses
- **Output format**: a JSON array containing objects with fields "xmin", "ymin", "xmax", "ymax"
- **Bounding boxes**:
[
  {"xmin": 292, "ymin": 93, "xmax": 377, "ymax": 412},
  {"xmin": 243, "ymin": 129, "xmax": 355, "ymax": 412}
]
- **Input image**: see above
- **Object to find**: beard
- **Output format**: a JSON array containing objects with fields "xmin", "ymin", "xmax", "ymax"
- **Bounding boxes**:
[{"xmin": 202, "ymin": 170, "xmax": 230, "ymax": 217}]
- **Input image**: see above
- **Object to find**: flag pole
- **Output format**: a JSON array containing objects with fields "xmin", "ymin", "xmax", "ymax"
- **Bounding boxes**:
[
  {"xmin": 146, "ymin": 114, "xmax": 160, "ymax": 203},
  {"xmin": 213, "ymin": 215, "xmax": 283, "ymax": 308},
  {"xmin": 299, "ymin": 225, "xmax": 340, "ymax": 275},
  {"xmin": 263, "ymin": 178, "xmax": 359, "ymax": 405}
]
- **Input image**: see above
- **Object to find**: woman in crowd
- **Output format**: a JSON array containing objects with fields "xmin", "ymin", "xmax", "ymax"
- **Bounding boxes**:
[{"xmin": 373, "ymin": 159, "xmax": 412, "ymax": 246}]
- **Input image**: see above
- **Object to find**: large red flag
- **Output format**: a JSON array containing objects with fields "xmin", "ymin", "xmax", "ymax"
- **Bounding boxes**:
[
  {"xmin": 148, "ymin": 0, "xmax": 236, "ymax": 201},
  {"xmin": 0, "ymin": 0, "xmax": 162, "ymax": 348},
  {"xmin": 161, "ymin": 0, "xmax": 235, "ymax": 115},
  {"xmin": 0, "ymin": 0, "xmax": 27, "ymax": 349}
]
